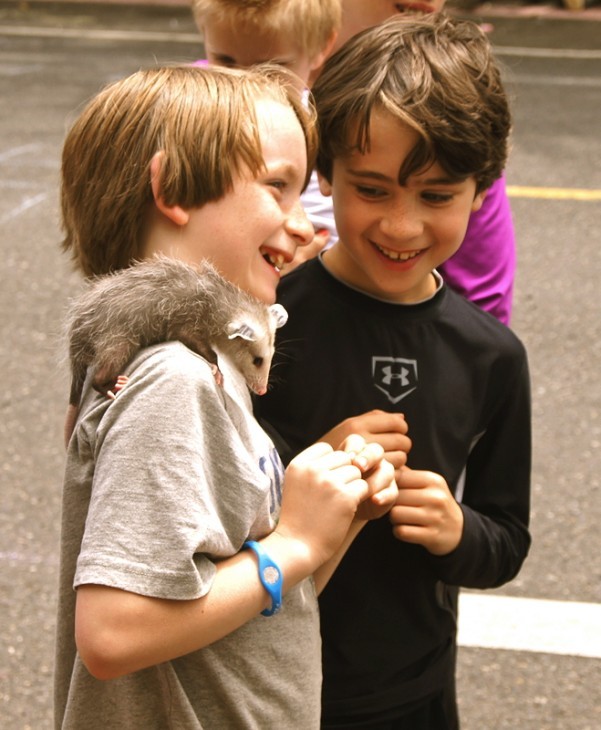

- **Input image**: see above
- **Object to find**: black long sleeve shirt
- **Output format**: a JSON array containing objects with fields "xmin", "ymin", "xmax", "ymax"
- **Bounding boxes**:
[{"xmin": 257, "ymin": 258, "xmax": 531, "ymax": 721}]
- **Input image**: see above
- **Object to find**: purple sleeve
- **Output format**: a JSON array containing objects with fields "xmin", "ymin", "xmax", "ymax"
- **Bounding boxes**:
[
  {"xmin": 439, "ymin": 174, "xmax": 516, "ymax": 326},
  {"xmin": 191, "ymin": 59, "xmax": 209, "ymax": 67}
]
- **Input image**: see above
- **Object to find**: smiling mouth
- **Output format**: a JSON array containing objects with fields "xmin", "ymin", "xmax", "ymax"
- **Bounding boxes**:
[
  {"xmin": 264, "ymin": 252, "xmax": 286, "ymax": 271},
  {"xmin": 374, "ymin": 242, "xmax": 423, "ymax": 262}
]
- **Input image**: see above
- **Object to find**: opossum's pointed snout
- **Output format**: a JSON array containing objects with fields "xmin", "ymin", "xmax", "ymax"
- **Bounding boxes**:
[{"xmin": 252, "ymin": 384, "xmax": 268, "ymax": 396}]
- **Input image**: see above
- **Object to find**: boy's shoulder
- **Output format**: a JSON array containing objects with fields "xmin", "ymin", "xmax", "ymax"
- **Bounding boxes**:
[
  {"xmin": 280, "ymin": 259, "xmax": 525, "ymax": 358},
  {"xmin": 278, "ymin": 260, "xmax": 527, "ymax": 369},
  {"xmin": 442, "ymin": 285, "xmax": 527, "ymax": 359},
  {"xmin": 100, "ymin": 342, "xmax": 225, "ymax": 407}
]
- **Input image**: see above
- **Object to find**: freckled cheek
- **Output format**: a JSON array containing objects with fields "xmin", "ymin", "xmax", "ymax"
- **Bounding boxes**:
[
  {"xmin": 333, "ymin": 196, "xmax": 371, "ymax": 236},
  {"xmin": 438, "ymin": 213, "xmax": 471, "ymax": 252}
]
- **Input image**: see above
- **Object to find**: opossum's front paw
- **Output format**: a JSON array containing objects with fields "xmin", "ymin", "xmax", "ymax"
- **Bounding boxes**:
[
  {"xmin": 210, "ymin": 364, "xmax": 224, "ymax": 388},
  {"xmin": 94, "ymin": 375, "xmax": 129, "ymax": 400},
  {"xmin": 110, "ymin": 375, "xmax": 129, "ymax": 398}
]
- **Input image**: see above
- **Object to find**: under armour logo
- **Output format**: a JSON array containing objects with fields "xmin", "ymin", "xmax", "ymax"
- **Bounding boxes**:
[
  {"xmin": 381, "ymin": 365, "xmax": 411, "ymax": 387},
  {"xmin": 372, "ymin": 357, "xmax": 418, "ymax": 404}
]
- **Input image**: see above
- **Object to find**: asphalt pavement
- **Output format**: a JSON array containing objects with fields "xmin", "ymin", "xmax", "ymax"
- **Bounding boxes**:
[{"xmin": 0, "ymin": 1, "xmax": 600, "ymax": 728}]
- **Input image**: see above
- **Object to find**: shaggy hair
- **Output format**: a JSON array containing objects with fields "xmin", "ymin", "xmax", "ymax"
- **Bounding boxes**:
[
  {"xmin": 312, "ymin": 13, "xmax": 511, "ymax": 193},
  {"xmin": 192, "ymin": 0, "xmax": 341, "ymax": 60},
  {"xmin": 61, "ymin": 64, "xmax": 317, "ymax": 276}
]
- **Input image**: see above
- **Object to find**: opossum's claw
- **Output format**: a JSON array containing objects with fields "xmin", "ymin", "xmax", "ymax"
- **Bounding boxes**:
[
  {"xmin": 113, "ymin": 375, "xmax": 129, "ymax": 393},
  {"xmin": 94, "ymin": 375, "xmax": 129, "ymax": 400}
]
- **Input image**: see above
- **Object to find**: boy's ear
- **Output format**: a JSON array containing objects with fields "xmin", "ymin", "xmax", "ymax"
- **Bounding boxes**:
[
  {"xmin": 317, "ymin": 171, "xmax": 332, "ymax": 197},
  {"xmin": 150, "ymin": 151, "xmax": 189, "ymax": 227},
  {"xmin": 471, "ymin": 189, "xmax": 488, "ymax": 213},
  {"xmin": 309, "ymin": 30, "xmax": 338, "ymax": 73}
]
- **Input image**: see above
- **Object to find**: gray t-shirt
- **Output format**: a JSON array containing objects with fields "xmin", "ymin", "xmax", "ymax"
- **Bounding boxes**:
[{"xmin": 55, "ymin": 342, "xmax": 321, "ymax": 729}]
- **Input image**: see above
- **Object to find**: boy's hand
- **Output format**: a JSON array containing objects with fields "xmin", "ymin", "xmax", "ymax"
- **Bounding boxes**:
[
  {"xmin": 321, "ymin": 410, "xmax": 411, "ymax": 481},
  {"xmin": 340, "ymin": 435, "xmax": 398, "ymax": 522},
  {"xmin": 389, "ymin": 467, "xmax": 464, "ymax": 556},
  {"xmin": 277, "ymin": 441, "xmax": 370, "ymax": 569},
  {"xmin": 283, "ymin": 228, "xmax": 330, "ymax": 275}
]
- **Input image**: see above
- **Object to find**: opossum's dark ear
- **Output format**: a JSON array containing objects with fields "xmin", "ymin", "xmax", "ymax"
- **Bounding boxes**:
[
  {"xmin": 150, "ymin": 152, "xmax": 188, "ymax": 226},
  {"xmin": 269, "ymin": 304, "xmax": 288, "ymax": 329},
  {"xmin": 227, "ymin": 320, "xmax": 258, "ymax": 342}
]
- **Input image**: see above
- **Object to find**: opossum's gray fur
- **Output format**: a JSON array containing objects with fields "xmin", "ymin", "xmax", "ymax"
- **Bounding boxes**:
[{"xmin": 66, "ymin": 255, "xmax": 288, "ymax": 411}]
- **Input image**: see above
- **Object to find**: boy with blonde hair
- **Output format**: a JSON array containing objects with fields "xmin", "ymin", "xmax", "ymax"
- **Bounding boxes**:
[
  {"xmin": 55, "ymin": 64, "xmax": 398, "ymax": 728},
  {"xmin": 191, "ymin": 0, "xmax": 342, "ymax": 262},
  {"xmin": 258, "ymin": 15, "xmax": 531, "ymax": 728},
  {"xmin": 192, "ymin": 0, "xmax": 340, "ymax": 90}
]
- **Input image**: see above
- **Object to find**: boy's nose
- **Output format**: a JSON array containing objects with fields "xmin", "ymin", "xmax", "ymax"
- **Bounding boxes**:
[
  {"xmin": 379, "ymin": 202, "xmax": 424, "ymax": 240},
  {"xmin": 285, "ymin": 200, "xmax": 314, "ymax": 247}
]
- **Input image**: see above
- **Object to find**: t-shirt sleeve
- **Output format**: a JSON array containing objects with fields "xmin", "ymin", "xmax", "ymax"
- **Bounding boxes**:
[{"xmin": 74, "ymin": 345, "xmax": 268, "ymax": 600}]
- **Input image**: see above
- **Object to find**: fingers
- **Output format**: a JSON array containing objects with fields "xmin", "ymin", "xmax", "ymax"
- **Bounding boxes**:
[
  {"xmin": 396, "ymin": 467, "xmax": 447, "ymax": 492},
  {"xmin": 389, "ymin": 469, "xmax": 464, "ymax": 555},
  {"xmin": 365, "ymin": 409, "xmax": 409, "ymax": 432},
  {"xmin": 371, "ymin": 478, "xmax": 399, "ymax": 508},
  {"xmin": 291, "ymin": 441, "xmax": 366, "ymax": 493},
  {"xmin": 290, "ymin": 441, "xmax": 336, "ymax": 465},
  {"xmin": 325, "ymin": 411, "xmax": 412, "ymax": 463},
  {"xmin": 341, "ymin": 436, "xmax": 384, "ymax": 472}
]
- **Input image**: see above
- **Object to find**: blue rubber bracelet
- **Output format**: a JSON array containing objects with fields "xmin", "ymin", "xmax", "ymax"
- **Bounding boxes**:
[{"xmin": 243, "ymin": 540, "xmax": 283, "ymax": 616}]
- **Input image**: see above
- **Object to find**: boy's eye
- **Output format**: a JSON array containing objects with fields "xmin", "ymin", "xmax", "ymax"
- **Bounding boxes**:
[
  {"xmin": 268, "ymin": 180, "xmax": 287, "ymax": 192},
  {"xmin": 208, "ymin": 54, "xmax": 237, "ymax": 69},
  {"xmin": 356, "ymin": 185, "xmax": 386, "ymax": 199},
  {"xmin": 422, "ymin": 191, "xmax": 454, "ymax": 204}
]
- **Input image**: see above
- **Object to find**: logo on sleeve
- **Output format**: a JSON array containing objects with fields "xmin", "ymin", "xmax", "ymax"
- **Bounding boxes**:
[
  {"xmin": 372, "ymin": 356, "xmax": 418, "ymax": 404},
  {"xmin": 259, "ymin": 447, "xmax": 285, "ymax": 519}
]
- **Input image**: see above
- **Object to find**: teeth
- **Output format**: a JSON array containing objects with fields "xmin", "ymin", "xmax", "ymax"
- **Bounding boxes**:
[
  {"xmin": 267, "ymin": 253, "xmax": 285, "ymax": 269},
  {"xmin": 375, "ymin": 243, "xmax": 421, "ymax": 262}
]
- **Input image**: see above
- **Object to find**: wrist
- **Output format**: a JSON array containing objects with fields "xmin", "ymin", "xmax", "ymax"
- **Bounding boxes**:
[
  {"xmin": 243, "ymin": 541, "xmax": 282, "ymax": 616},
  {"xmin": 262, "ymin": 529, "xmax": 319, "ymax": 586}
]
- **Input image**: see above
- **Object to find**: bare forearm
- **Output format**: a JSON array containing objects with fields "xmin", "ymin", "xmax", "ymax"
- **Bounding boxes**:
[
  {"xmin": 75, "ymin": 441, "xmax": 395, "ymax": 681},
  {"xmin": 313, "ymin": 520, "xmax": 366, "ymax": 594},
  {"xmin": 76, "ymin": 533, "xmax": 315, "ymax": 680}
]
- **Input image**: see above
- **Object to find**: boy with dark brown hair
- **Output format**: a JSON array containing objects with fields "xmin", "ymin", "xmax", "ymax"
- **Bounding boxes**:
[{"xmin": 258, "ymin": 15, "xmax": 531, "ymax": 728}]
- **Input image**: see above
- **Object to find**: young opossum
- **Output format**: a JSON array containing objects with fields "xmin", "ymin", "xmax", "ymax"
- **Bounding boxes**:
[{"xmin": 64, "ymin": 256, "xmax": 288, "ymax": 444}]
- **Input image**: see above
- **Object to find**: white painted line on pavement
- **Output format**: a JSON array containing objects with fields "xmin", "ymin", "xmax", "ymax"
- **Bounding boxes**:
[
  {"xmin": 1, "ymin": 548, "xmax": 600, "ymax": 658},
  {"xmin": 458, "ymin": 593, "xmax": 601, "ymax": 658},
  {"xmin": 495, "ymin": 45, "xmax": 601, "ymax": 60},
  {"xmin": 0, "ymin": 24, "xmax": 200, "ymax": 43},
  {"xmin": 0, "ymin": 192, "xmax": 47, "ymax": 224},
  {"xmin": 509, "ymin": 74, "xmax": 601, "ymax": 87},
  {"xmin": 1, "ymin": 26, "xmax": 601, "ymax": 60}
]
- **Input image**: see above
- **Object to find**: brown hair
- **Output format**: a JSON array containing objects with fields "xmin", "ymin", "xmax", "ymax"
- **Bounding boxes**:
[
  {"xmin": 311, "ymin": 13, "xmax": 511, "ymax": 193},
  {"xmin": 61, "ymin": 64, "xmax": 317, "ymax": 277},
  {"xmin": 192, "ymin": 0, "xmax": 341, "ymax": 59}
]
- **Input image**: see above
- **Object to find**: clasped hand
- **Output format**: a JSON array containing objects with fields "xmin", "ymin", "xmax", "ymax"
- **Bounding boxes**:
[{"xmin": 278, "ymin": 434, "xmax": 397, "ymax": 569}]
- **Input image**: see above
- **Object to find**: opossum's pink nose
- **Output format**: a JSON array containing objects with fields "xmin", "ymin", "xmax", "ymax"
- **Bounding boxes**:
[{"xmin": 255, "ymin": 386, "xmax": 268, "ymax": 396}]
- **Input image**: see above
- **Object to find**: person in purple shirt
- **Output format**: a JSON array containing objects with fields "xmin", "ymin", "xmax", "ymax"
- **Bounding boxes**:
[{"xmin": 439, "ymin": 173, "xmax": 515, "ymax": 324}]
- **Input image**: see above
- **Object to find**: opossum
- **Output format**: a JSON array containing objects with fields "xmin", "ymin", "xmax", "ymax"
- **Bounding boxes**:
[{"xmin": 64, "ymin": 256, "xmax": 288, "ymax": 444}]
